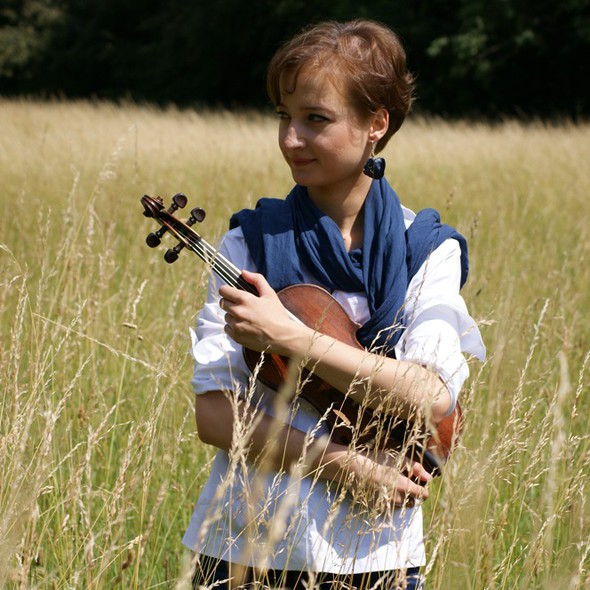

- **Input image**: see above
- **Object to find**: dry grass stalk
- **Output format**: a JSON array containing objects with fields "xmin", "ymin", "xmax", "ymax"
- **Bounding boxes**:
[{"xmin": 0, "ymin": 99, "xmax": 588, "ymax": 588}]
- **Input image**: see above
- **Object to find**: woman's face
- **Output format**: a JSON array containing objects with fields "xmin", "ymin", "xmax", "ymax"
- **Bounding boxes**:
[{"xmin": 276, "ymin": 69, "xmax": 376, "ymax": 201}]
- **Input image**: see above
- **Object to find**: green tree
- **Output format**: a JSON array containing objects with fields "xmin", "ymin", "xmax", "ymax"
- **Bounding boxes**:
[
  {"xmin": 422, "ymin": 0, "xmax": 590, "ymax": 116},
  {"xmin": 1, "ymin": 0, "xmax": 588, "ymax": 117},
  {"xmin": 0, "ymin": 0, "xmax": 65, "ymax": 88}
]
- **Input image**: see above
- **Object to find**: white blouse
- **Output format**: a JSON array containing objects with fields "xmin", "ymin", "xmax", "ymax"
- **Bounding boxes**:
[{"xmin": 182, "ymin": 205, "xmax": 485, "ymax": 574}]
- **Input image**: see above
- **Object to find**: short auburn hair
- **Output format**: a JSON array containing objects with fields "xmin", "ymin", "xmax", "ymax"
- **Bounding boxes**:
[{"xmin": 267, "ymin": 19, "xmax": 415, "ymax": 152}]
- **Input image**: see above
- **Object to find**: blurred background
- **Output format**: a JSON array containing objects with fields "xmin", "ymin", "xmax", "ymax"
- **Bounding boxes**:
[{"xmin": 1, "ymin": 0, "xmax": 589, "ymax": 119}]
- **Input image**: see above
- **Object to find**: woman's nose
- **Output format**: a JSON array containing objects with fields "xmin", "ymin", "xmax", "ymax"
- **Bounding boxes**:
[{"xmin": 282, "ymin": 123, "xmax": 305, "ymax": 149}]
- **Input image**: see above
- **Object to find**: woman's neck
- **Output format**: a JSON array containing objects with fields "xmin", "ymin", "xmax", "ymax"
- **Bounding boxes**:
[{"xmin": 307, "ymin": 174, "xmax": 372, "ymax": 250}]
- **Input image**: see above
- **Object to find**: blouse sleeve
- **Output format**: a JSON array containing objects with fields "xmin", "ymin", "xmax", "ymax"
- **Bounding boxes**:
[
  {"xmin": 189, "ymin": 228, "xmax": 256, "ymax": 396},
  {"xmin": 395, "ymin": 239, "xmax": 486, "ymax": 413}
]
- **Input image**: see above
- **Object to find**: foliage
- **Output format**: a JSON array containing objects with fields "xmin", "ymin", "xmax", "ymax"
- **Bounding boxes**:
[
  {"xmin": 0, "ymin": 0, "xmax": 589, "ymax": 117},
  {"xmin": 0, "ymin": 0, "xmax": 65, "ymax": 81}
]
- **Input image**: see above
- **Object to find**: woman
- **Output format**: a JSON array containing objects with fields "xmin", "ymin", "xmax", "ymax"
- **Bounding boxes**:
[{"xmin": 183, "ymin": 19, "xmax": 485, "ymax": 589}]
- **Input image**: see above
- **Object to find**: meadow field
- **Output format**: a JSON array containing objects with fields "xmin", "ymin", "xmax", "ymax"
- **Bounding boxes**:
[{"xmin": 0, "ymin": 99, "xmax": 589, "ymax": 589}]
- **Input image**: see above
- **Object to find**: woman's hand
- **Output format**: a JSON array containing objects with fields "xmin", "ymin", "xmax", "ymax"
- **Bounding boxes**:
[
  {"xmin": 219, "ymin": 270, "xmax": 307, "ymax": 356},
  {"xmin": 353, "ymin": 451, "xmax": 431, "ymax": 507},
  {"xmin": 322, "ymin": 446, "xmax": 431, "ymax": 508}
]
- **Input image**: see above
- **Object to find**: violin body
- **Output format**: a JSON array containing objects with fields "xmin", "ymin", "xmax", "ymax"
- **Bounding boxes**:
[{"xmin": 244, "ymin": 283, "xmax": 463, "ymax": 475}]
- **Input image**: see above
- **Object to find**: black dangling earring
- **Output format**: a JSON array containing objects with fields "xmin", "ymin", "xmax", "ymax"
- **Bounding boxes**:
[{"xmin": 363, "ymin": 143, "xmax": 386, "ymax": 179}]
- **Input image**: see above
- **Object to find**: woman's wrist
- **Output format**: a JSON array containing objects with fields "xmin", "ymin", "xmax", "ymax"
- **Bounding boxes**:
[
  {"xmin": 309, "ymin": 442, "xmax": 351, "ymax": 482},
  {"xmin": 272, "ymin": 321, "xmax": 318, "ymax": 358}
]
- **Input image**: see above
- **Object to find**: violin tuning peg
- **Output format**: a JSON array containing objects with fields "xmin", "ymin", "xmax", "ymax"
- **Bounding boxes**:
[
  {"xmin": 164, "ymin": 249, "xmax": 179, "ymax": 263},
  {"xmin": 146, "ymin": 232, "xmax": 161, "ymax": 247},
  {"xmin": 164, "ymin": 241, "xmax": 186, "ymax": 263},
  {"xmin": 146, "ymin": 225, "xmax": 169, "ymax": 247},
  {"xmin": 171, "ymin": 193, "xmax": 188, "ymax": 210},
  {"xmin": 186, "ymin": 207, "xmax": 206, "ymax": 227},
  {"xmin": 191, "ymin": 207, "xmax": 206, "ymax": 223}
]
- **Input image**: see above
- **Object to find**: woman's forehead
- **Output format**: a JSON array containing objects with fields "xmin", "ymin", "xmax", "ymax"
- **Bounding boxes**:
[{"xmin": 278, "ymin": 65, "xmax": 347, "ymax": 106}]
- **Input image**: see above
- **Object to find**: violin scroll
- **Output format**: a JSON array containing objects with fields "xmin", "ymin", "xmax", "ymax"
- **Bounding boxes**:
[
  {"xmin": 143, "ymin": 192, "xmax": 188, "ymax": 247},
  {"xmin": 141, "ymin": 193, "xmax": 206, "ymax": 263}
]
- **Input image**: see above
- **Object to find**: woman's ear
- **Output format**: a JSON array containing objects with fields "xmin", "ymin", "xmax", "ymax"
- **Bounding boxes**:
[{"xmin": 369, "ymin": 108, "xmax": 389, "ymax": 142}]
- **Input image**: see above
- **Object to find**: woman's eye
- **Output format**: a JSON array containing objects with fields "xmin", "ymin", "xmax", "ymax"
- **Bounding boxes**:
[
  {"xmin": 276, "ymin": 110, "xmax": 290, "ymax": 120},
  {"xmin": 308, "ymin": 114, "xmax": 328, "ymax": 123}
]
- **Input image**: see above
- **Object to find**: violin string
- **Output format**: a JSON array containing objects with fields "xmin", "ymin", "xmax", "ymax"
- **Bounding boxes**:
[
  {"xmin": 156, "ymin": 211, "xmax": 257, "ymax": 293},
  {"xmin": 171, "ymin": 223, "xmax": 234, "ymax": 277},
  {"xmin": 185, "ymin": 234, "xmax": 238, "ymax": 282},
  {"xmin": 180, "ymin": 228, "xmax": 258, "ymax": 295}
]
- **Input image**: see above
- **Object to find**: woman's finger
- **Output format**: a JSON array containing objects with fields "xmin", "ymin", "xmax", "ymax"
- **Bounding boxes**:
[
  {"xmin": 408, "ymin": 459, "xmax": 432, "ymax": 484},
  {"xmin": 240, "ymin": 269, "xmax": 272, "ymax": 295}
]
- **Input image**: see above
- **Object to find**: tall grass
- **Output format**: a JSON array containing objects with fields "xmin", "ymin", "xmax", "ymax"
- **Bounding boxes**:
[{"xmin": 0, "ymin": 98, "xmax": 589, "ymax": 589}]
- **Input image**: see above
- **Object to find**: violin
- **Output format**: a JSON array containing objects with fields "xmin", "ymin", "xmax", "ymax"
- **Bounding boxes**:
[{"xmin": 141, "ymin": 193, "xmax": 463, "ymax": 475}]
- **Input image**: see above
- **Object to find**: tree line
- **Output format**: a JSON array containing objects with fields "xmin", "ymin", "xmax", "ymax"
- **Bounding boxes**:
[{"xmin": 1, "ymin": 0, "xmax": 589, "ymax": 118}]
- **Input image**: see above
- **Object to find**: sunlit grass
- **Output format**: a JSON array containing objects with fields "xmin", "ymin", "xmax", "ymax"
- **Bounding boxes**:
[{"xmin": 0, "ymin": 98, "xmax": 589, "ymax": 588}]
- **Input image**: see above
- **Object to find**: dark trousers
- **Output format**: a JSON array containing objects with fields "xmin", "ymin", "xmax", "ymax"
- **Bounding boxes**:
[{"xmin": 192, "ymin": 555, "xmax": 424, "ymax": 590}]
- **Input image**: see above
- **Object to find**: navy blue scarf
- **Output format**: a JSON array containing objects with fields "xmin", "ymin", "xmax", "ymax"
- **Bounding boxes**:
[{"xmin": 230, "ymin": 178, "xmax": 468, "ymax": 355}]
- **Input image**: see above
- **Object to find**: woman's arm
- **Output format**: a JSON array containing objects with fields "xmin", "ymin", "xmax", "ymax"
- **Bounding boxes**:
[
  {"xmin": 220, "ymin": 270, "xmax": 452, "ymax": 424},
  {"xmin": 195, "ymin": 389, "xmax": 431, "ymax": 505},
  {"xmin": 191, "ymin": 228, "xmax": 433, "ymax": 504}
]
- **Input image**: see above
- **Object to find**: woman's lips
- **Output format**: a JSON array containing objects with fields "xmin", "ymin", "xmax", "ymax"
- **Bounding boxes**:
[{"xmin": 291, "ymin": 158, "xmax": 315, "ymax": 166}]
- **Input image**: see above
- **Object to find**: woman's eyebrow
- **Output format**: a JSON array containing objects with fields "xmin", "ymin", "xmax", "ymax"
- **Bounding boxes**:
[{"xmin": 301, "ymin": 105, "xmax": 337, "ymax": 115}]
